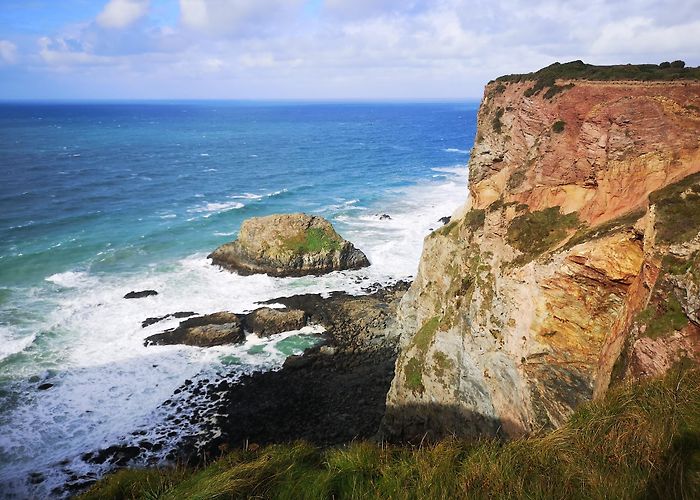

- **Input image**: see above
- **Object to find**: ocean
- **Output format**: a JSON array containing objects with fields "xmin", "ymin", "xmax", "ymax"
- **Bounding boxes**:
[{"xmin": 0, "ymin": 101, "xmax": 477, "ymax": 496}]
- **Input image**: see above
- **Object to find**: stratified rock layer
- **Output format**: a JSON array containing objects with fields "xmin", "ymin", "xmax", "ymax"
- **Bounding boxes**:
[
  {"xmin": 383, "ymin": 76, "xmax": 700, "ymax": 441},
  {"xmin": 208, "ymin": 213, "xmax": 369, "ymax": 277}
]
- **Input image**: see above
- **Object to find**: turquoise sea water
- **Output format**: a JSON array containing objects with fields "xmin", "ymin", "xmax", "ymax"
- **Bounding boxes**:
[{"xmin": 0, "ymin": 101, "xmax": 477, "ymax": 496}]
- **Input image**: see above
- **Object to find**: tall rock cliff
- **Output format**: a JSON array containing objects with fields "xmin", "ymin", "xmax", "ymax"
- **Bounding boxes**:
[{"xmin": 383, "ymin": 62, "xmax": 700, "ymax": 440}]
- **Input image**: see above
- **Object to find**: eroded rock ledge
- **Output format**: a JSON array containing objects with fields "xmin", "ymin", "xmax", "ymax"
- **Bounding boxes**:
[{"xmin": 208, "ymin": 213, "xmax": 370, "ymax": 277}]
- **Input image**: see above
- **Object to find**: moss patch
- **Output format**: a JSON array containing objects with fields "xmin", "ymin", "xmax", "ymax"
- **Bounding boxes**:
[
  {"xmin": 552, "ymin": 120, "xmax": 566, "ymax": 133},
  {"xmin": 649, "ymin": 172, "xmax": 700, "ymax": 244},
  {"xmin": 432, "ymin": 351, "xmax": 454, "ymax": 382},
  {"xmin": 507, "ymin": 206, "xmax": 580, "ymax": 264},
  {"xmin": 282, "ymin": 227, "xmax": 343, "ymax": 254},
  {"xmin": 404, "ymin": 357, "xmax": 425, "ymax": 393},
  {"xmin": 492, "ymin": 107, "xmax": 504, "ymax": 134},
  {"xmin": 412, "ymin": 316, "xmax": 440, "ymax": 354},
  {"xmin": 464, "ymin": 209, "xmax": 486, "ymax": 231},
  {"xmin": 507, "ymin": 168, "xmax": 527, "ymax": 190},
  {"xmin": 638, "ymin": 294, "xmax": 688, "ymax": 340},
  {"xmin": 404, "ymin": 316, "xmax": 441, "ymax": 394}
]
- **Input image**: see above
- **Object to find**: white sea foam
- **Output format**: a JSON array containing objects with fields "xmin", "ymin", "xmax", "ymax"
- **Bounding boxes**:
[
  {"xmin": 188, "ymin": 201, "xmax": 245, "ymax": 216},
  {"xmin": 0, "ymin": 164, "xmax": 469, "ymax": 497},
  {"xmin": 0, "ymin": 328, "xmax": 36, "ymax": 362},
  {"xmin": 444, "ymin": 148, "xmax": 469, "ymax": 154}
]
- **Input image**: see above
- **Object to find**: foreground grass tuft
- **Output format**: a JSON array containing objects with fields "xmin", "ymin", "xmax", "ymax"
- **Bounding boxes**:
[{"xmin": 82, "ymin": 369, "xmax": 700, "ymax": 499}]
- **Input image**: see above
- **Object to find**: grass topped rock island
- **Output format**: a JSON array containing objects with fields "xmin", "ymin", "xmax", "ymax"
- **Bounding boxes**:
[{"xmin": 208, "ymin": 213, "xmax": 370, "ymax": 277}]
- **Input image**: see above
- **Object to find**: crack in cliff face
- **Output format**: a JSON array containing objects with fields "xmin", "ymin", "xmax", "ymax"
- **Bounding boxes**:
[{"xmin": 382, "ymin": 76, "xmax": 700, "ymax": 442}]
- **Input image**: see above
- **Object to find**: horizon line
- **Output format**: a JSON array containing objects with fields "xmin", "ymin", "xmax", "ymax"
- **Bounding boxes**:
[{"xmin": 0, "ymin": 97, "xmax": 483, "ymax": 104}]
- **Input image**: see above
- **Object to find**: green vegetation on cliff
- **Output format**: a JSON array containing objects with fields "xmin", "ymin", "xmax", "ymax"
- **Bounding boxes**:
[
  {"xmin": 507, "ymin": 207, "xmax": 579, "ymax": 264},
  {"xmin": 649, "ymin": 172, "xmax": 700, "ymax": 244},
  {"xmin": 494, "ymin": 60, "xmax": 700, "ymax": 99},
  {"xmin": 81, "ymin": 369, "xmax": 700, "ymax": 499}
]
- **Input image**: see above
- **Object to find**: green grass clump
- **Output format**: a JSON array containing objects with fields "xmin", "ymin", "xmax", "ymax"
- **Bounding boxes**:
[
  {"xmin": 506, "ymin": 206, "xmax": 579, "ymax": 264},
  {"xmin": 551, "ymin": 120, "xmax": 566, "ymax": 133},
  {"xmin": 82, "ymin": 368, "xmax": 700, "ymax": 499},
  {"xmin": 283, "ymin": 227, "xmax": 343, "ymax": 254},
  {"xmin": 649, "ymin": 172, "xmax": 700, "ymax": 244}
]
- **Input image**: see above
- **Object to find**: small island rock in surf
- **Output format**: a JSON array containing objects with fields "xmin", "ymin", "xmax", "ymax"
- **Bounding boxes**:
[{"xmin": 208, "ymin": 213, "xmax": 370, "ymax": 277}]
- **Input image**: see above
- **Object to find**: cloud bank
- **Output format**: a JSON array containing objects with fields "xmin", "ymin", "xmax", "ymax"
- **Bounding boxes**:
[{"xmin": 1, "ymin": 0, "xmax": 699, "ymax": 99}]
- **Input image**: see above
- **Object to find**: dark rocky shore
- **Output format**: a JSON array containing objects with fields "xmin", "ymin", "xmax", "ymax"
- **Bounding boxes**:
[
  {"xmin": 189, "ymin": 280, "xmax": 410, "ymax": 459},
  {"xmin": 66, "ymin": 281, "xmax": 409, "ymax": 495}
]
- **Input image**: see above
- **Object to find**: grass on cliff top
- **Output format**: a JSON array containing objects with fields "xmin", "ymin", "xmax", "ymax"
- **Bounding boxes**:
[
  {"xmin": 281, "ymin": 227, "xmax": 343, "ymax": 254},
  {"xmin": 82, "ymin": 368, "xmax": 700, "ymax": 499},
  {"xmin": 495, "ymin": 60, "xmax": 700, "ymax": 84},
  {"xmin": 493, "ymin": 60, "xmax": 700, "ymax": 99}
]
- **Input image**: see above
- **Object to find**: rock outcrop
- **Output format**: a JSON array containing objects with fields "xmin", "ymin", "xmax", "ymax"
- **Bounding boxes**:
[
  {"xmin": 383, "ymin": 62, "xmax": 700, "ymax": 441},
  {"xmin": 208, "ymin": 213, "xmax": 370, "ymax": 277},
  {"xmin": 144, "ymin": 312, "xmax": 244, "ymax": 347},
  {"xmin": 243, "ymin": 307, "xmax": 308, "ymax": 337}
]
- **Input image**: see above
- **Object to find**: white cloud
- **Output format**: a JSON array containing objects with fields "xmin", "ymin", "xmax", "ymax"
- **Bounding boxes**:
[
  {"xmin": 16, "ymin": 0, "xmax": 700, "ymax": 99},
  {"xmin": 591, "ymin": 17, "xmax": 700, "ymax": 57},
  {"xmin": 0, "ymin": 40, "xmax": 18, "ymax": 64},
  {"xmin": 97, "ymin": 0, "xmax": 149, "ymax": 29},
  {"xmin": 179, "ymin": 0, "xmax": 305, "ymax": 36},
  {"xmin": 38, "ymin": 36, "xmax": 115, "ymax": 67}
]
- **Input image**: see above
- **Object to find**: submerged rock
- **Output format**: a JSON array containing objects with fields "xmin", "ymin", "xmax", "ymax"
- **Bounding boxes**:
[
  {"xmin": 124, "ymin": 290, "xmax": 158, "ymax": 299},
  {"xmin": 243, "ymin": 307, "xmax": 308, "ymax": 337},
  {"xmin": 144, "ymin": 312, "xmax": 244, "ymax": 347},
  {"xmin": 208, "ymin": 213, "xmax": 370, "ymax": 277}
]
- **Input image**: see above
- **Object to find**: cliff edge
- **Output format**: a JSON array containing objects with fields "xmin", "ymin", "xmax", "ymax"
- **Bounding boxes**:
[{"xmin": 383, "ymin": 61, "xmax": 700, "ymax": 440}]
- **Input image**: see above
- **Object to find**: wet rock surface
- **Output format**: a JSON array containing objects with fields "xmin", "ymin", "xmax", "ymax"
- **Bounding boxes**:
[
  {"xmin": 242, "ymin": 307, "xmax": 308, "ymax": 337},
  {"xmin": 123, "ymin": 290, "xmax": 158, "ymax": 299},
  {"xmin": 141, "ymin": 311, "xmax": 196, "ymax": 328},
  {"xmin": 144, "ymin": 312, "xmax": 244, "ymax": 347}
]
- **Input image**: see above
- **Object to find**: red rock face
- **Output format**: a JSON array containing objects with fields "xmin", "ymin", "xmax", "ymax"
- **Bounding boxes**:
[
  {"xmin": 383, "ymin": 77, "xmax": 700, "ymax": 441},
  {"xmin": 470, "ymin": 81, "xmax": 700, "ymax": 225}
]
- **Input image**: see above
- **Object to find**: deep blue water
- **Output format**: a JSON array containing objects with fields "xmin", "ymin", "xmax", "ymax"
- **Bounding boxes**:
[
  {"xmin": 0, "ymin": 101, "xmax": 477, "ymax": 497},
  {"xmin": 0, "ymin": 102, "xmax": 474, "ymax": 286}
]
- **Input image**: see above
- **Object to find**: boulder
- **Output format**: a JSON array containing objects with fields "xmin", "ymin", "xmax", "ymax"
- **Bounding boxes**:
[
  {"xmin": 208, "ymin": 213, "xmax": 370, "ymax": 277},
  {"xmin": 144, "ymin": 312, "xmax": 244, "ymax": 347},
  {"xmin": 243, "ymin": 307, "xmax": 308, "ymax": 336},
  {"xmin": 124, "ymin": 290, "xmax": 158, "ymax": 299},
  {"xmin": 438, "ymin": 216, "xmax": 451, "ymax": 225}
]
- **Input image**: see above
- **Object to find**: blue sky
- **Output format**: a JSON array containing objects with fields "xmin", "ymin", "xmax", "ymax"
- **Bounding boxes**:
[{"xmin": 1, "ymin": 0, "xmax": 699, "ymax": 99}]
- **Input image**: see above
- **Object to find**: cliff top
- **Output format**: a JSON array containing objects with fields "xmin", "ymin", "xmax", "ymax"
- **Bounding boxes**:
[{"xmin": 493, "ymin": 60, "xmax": 700, "ymax": 91}]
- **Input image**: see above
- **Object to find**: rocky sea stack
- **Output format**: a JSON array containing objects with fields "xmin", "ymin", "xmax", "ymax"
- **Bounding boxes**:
[{"xmin": 208, "ymin": 213, "xmax": 370, "ymax": 277}]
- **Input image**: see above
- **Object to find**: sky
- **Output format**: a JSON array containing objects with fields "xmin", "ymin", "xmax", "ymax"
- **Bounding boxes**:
[{"xmin": 0, "ymin": 0, "xmax": 699, "ymax": 100}]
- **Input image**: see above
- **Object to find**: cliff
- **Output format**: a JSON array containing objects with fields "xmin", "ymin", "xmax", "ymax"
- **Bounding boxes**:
[{"xmin": 383, "ymin": 62, "xmax": 700, "ymax": 440}]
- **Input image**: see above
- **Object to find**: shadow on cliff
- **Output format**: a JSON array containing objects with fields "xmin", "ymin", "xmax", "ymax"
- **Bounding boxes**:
[{"xmin": 380, "ymin": 403, "xmax": 517, "ymax": 444}]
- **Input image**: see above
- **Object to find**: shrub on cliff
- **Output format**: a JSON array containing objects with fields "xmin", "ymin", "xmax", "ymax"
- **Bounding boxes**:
[{"xmin": 81, "ymin": 368, "xmax": 700, "ymax": 499}]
